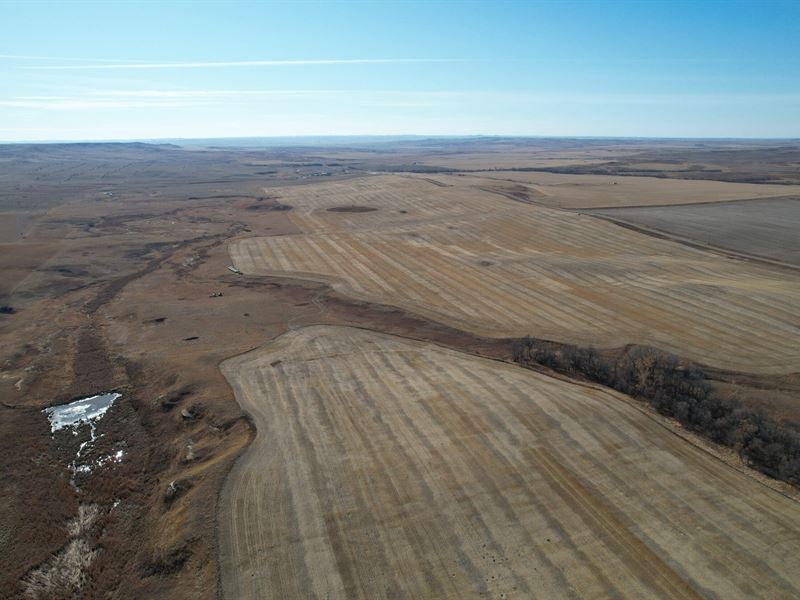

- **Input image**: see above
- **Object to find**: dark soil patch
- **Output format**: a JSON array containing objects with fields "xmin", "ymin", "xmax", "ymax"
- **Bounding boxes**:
[
  {"xmin": 141, "ymin": 543, "xmax": 193, "ymax": 577},
  {"xmin": 47, "ymin": 265, "xmax": 91, "ymax": 278},
  {"xmin": 327, "ymin": 206, "xmax": 378, "ymax": 213},
  {"xmin": 245, "ymin": 203, "xmax": 292, "ymax": 212},
  {"xmin": 159, "ymin": 384, "xmax": 194, "ymax": 412},
  {"xmin": 186, "ymin": 195, "xmax": 255, "ymax": 200}
]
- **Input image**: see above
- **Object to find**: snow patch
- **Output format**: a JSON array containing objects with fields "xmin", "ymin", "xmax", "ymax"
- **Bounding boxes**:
[
  {"xmin": 42, "ymin": 393, "xmax": 123, "ymax": 485},
  {"xmin": 43, "ymin": 392, "xmax": 120, "ymax": 434}
]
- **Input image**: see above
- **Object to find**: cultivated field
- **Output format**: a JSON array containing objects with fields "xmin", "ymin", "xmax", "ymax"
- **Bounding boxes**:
[
  {"xmin": 220, "ymin": 325, "xmax": 800, "ymax": 600},
  {"xmin": 398, "ymin": 138, "xmax": 800, "ymax": 184},
  {"xmin": 592, "ymin": 197, "xmax": 800, "ymax": 266},
  {"xmin": 460, "ymin": 171, "xmax": 800, "ymax": 209},
  {"xmin": 230, "ymin": 175, "xmax": 800, "ymax": 373}
]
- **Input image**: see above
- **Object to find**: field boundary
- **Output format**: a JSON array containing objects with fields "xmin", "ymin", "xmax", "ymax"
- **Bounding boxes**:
[
  {"xmin": 586, "ymin": 193, "xmax": 800, "ymax": 212},
  {"xmin": 587, "ymin": 212, "xmax": 800, "ymax": 273}
]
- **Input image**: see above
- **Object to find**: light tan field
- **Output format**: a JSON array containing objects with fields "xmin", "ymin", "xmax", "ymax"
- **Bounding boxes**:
[
  {"xmin": 461, "ymin": 171, "xmax": 800, "ymax": 209},
  {"xmin": 219, "ymin": 325, "xmax": 800, "ymax": 600},
  {"xmin": 229, "ymin": 175, "xmax": 800, "ymax": 374}
]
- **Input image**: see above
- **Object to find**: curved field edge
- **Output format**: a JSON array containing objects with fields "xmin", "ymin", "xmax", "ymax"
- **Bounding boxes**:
[
  {"xmin": 228, "ymin": 176, "xmax": 800, "ymax": 375},
  {"xmin": 217, "ymin": 325, "xmax": 800, "ymax": 600}
]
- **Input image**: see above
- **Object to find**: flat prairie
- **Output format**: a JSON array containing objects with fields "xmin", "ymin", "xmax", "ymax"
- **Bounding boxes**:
[
  {"xmin": 220, "ymin": 325, "xmax": 800, "ymax": 600},
  {"xmin": 591, "ymin": 197, "xmax": 800, "ymax": 266},
  {"xmin": 230, "ymin": 175, "xmax": 800, "ymax": 373}
]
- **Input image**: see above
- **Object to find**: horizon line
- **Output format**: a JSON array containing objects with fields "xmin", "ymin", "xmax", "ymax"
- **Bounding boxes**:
[{"xmin": 2, "ymin": 133, "xmax": 799, "ymax": 145}]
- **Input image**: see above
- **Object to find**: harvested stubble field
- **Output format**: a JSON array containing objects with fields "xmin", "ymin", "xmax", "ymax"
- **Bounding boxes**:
[
  {"xmin": 230, "ymin": 175, "xmax": 800, "ymax": 374},
  {"xmin": 591, "ymin": 197, "xmax": 800, "ymax": 267},
  {"xmin": 220, "ymin": 325, "xmax": 800, "ymax": 600},
  {"xmin": 458, "ymin": 171, "xmax": 800, "ymax": 209},
  {"xmin": 397, "ymin": 139, "xmax": 800, "ymax": 184}
]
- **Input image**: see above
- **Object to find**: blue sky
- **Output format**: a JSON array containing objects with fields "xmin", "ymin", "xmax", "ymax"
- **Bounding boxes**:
[{"xmin": 1, "ymin": 0, "xmax": 798, "ymax": 141}]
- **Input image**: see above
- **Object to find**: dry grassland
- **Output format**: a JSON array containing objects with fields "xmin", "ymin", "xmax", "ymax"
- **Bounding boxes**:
[
  {"xmin": 219, "ymin": 325, "xmax": 800, "ymax": 600},
  {"xmin": 230, "ymin": 175, "xmax": 800, "ymax": 374}
]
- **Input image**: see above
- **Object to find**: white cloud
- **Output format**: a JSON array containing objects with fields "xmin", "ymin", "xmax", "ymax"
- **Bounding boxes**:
[
  {"xmin": 18, "ymin": 58, "xmax": 456, "ymax": 70},
  {"xmin": 0, "ymin": 99, "xmax": 197, "ymax": 110},
  {"xmin": 0, "ymin": 54, "xmax": 140, "ymax": 62},
  {"xmin": 3, "ymin": 89, "xmax": 797, "ymax": 112}
]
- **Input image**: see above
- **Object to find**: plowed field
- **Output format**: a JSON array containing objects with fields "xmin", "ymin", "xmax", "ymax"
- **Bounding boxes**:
[{"xmin": 591, "ymin": 197, "xmax": 800, "ymax": 266}]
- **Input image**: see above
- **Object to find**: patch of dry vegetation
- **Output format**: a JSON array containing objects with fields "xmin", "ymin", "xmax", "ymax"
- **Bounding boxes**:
[
  {"xmin": 21, "ymin": 505, "xmax": 100, "ymax": 600},
  {"xmin": 22, "ymin": 539, "xmax": 98, "ymax": 600}
]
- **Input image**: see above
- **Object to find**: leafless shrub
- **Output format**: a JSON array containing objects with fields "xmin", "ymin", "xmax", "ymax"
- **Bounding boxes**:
[
  {"xmin": 21, "ymin": 539, "xmax": 97, "ymax": 599},
  {"xmin": 512, "ymin": 337, "xmax": 800, "ymax": 485},
  {"xmin": 65, "ymin": 504, "xmax": 100, "ymax": 538}
]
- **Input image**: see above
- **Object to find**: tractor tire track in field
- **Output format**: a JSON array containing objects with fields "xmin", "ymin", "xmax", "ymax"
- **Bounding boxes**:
[{"xmin": 218, "ymin": 326, "xmax": 800, "ymax": 600}]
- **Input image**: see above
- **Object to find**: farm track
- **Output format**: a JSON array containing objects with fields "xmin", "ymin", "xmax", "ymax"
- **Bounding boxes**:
[
  {"xmin": 230, "ymin": 175, "xmax": 800, "ymax": 374},
  {"xmin": 219, "ymin": 326, "xmax": 800, "ymax": 600}
]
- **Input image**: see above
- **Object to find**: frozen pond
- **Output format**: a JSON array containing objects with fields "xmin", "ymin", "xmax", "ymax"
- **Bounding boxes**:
[
  {"xmin": 44, "ymin": 392, "xmax": 120, "ymax": 434},
  {"xmin": 43, "ymin": 392, "xmax": 123, "ymax": 485}
]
